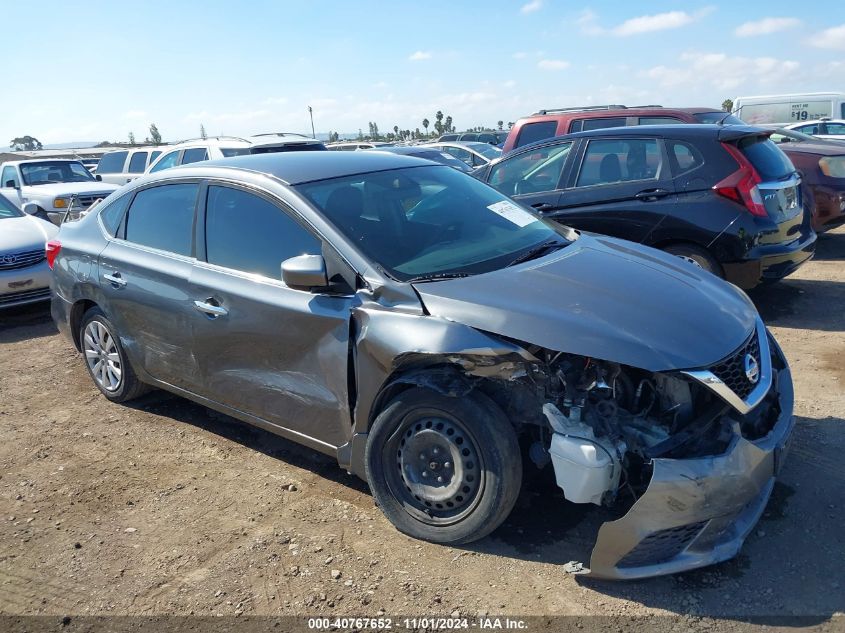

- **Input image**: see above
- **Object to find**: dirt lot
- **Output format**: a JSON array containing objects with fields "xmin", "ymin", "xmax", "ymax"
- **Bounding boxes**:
[{"xmin": 1, "ymin": 227, "xmax": 844, "ymax": 628}]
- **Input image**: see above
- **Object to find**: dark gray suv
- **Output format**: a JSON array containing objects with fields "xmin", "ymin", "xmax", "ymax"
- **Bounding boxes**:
[{"xmin": 49, "ymin": 152, "xmax": 794, "ymax": 579}]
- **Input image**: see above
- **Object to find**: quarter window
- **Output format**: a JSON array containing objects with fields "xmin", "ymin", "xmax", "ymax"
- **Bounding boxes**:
[
  {"xmin": 124, "ymin": 184, "xmax": 198, "ymax": 256},
  {"xmin": 576, "ymin": 139, "xmax": 662, "ymax": 187},
  {"xmin": 572, "ymin": 117, "xmax": 627, "ymax": 133},
  {"xmin": 489, "ymin": 142, "xmax": 572, "ymax": 196},
  {"xmin": 99, "ymin": 193, "xmax": 132, "ymax": 236},
  {"xmin": 204, "ymin": 186, "xmax": 320, "ymax": 280},
  {"xmin": 127, "ymin": 152, "xmax": 148, "ymax": 174},
  {"xmin": 668, "ymin": 141, "xmax": 704, "ymax": 175}
]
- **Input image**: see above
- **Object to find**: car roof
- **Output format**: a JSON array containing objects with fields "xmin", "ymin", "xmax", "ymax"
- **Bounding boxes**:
[
  {"xmin": 518, "ymin": 123, "xmax": 764, "ymax": 147},
  {"xmin": 522, "ymin": 106, "xmax": 720, "ymax": 120},
  {"xmin": 3, "ymin": 158, "xmax": 84, "ymax": 165},
  {"xmin": 196, "ymin": 151, "xmax": 434, "ymax": 185}
]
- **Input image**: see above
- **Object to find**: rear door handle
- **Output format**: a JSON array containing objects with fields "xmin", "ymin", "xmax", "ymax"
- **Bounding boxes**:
[
  {"xmin": 634, "ymin": 188, "xmax": 670, "ymax": 201},
  {"xmin": 193, "ymin": 299, "xmax": 228, "ymax": 319},
  {"xmin": 103, "ymin": 272, "xmax": 127, "ymax": 287}
]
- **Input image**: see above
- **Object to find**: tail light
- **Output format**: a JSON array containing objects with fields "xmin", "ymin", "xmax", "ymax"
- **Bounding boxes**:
[
  {"xmin": 45, "ymin": 240, "xmax": 61, "ymax": 269},
  {"xmin": 712, "ymin": 143, "xmax": 768, "ymax": 217}
]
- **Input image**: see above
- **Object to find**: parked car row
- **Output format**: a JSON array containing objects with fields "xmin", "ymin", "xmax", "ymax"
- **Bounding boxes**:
[{"xmin": 42, "ymin": 149, "xmax": 795, "ymax": 580}]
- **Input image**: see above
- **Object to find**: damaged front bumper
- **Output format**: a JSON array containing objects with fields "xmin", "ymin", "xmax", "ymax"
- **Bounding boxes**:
[{"xmin": 585, "ymin": 363, "xmax": 794, "ymax": 580}]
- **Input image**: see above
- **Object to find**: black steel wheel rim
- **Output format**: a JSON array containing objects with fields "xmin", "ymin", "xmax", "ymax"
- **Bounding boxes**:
[{"xmin": 383, "ymin": 408, "xmax": 484, "ymax": 526}]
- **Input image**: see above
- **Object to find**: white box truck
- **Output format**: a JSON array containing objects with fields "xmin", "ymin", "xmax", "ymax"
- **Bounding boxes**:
[{"xmin": 733, "ymin": 92, "xmax": 845, "ymax": 125}]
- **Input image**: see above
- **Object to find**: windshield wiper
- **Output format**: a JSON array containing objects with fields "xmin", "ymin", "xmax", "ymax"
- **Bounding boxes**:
[
  {"xmin": 407, "ymin": 272, "xmax": 473, "ymax": 283},
  {"xmin": 506, "ymin": 240, "xmax": 567, "ymax": 267}
]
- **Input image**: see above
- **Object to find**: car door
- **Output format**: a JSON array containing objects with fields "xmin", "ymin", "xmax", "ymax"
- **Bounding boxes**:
[
  {"xmin": 546, "ymin": 136, "xmax": 675, "ymax": 242},
  {"xmin": 97, "ymin": 180, "xmax": 203, "ymax": 390},
  {"xmin": 485, "ymin": 142, "xmax": 575, "ymax": 213},
  {"xmin": 189, "ymin": 182, "xmax": 354, "ymax": 449}
]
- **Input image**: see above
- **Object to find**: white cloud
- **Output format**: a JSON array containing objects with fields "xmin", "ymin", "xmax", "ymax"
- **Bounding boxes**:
[
  {"xmin": 538, "ymin": 59, "xmax": 570, "ymax": 71},
  {"xmin": 641, "ymin": 52, "xmax": 800, "ymax": 91},
  {"xmin": 735, "ymin": 17, "xmax": 801, "ymax": 37},
  {"xmin": 810, "ymin": 24, "xmax": 845, "ymax": 50},
  {"xmin": 409, "ymin": 51, "xmax": 432, "ymax": 61},
  {"xmin": 580, "ymin": 7, "xmax": 714, "ymax": 37},
  {"xmin": 520, "ymin": 0, "xmax": 542, "ymax": 14}
]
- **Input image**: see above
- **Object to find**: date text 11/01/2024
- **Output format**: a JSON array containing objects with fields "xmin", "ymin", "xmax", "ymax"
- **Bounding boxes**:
[{"xmin": 307, "ymin": 616, "xmax": 529, "ymax": 630}]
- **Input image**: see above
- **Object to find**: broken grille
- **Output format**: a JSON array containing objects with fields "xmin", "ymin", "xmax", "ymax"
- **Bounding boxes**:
[
  {"xmin": 710, "ymin": 331, "xmax": 760, "ymax": 401},
  {"xmin": 617, "ymin": 521, "xmax": 707, "ymax": 568}
]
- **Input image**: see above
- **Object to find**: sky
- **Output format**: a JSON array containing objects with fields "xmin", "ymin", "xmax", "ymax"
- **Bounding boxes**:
[{"xmin": 1, "ymin": 0, "xmax": 843, "ymax": 145}]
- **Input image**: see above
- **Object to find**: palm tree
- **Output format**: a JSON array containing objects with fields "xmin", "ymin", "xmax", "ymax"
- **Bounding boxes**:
[{"xmin": 422, "ymin": 118, "xmax": 429, "ymax": 136}]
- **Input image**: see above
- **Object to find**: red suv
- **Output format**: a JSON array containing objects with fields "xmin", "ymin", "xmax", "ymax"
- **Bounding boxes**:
[{"xmin": 502, "ymin": 105, "xmax": 742, "ymax": 153}]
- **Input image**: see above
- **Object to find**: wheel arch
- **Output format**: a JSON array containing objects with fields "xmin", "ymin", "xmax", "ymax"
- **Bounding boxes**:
[{"xmin": 69, "ymin": 299, "xmax": 99, "ymax": 351}]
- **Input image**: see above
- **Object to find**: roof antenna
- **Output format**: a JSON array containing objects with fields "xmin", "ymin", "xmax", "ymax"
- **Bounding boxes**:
[{"xmin": 717, "ymin": 111, "xmax": 734, "ymax": 126}]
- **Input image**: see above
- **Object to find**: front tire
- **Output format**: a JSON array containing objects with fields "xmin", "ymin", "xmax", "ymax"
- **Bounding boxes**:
[
  {"xmin": 663, "ymin": 243, "xmax": 723, "ymax": 277},
  {"xmin": 80, "ymin": 308, "xmax": 148, "ymax": 403},
  {"xmin": 365, "ymin": 387, "xmax": 522, "ymax": 544}
]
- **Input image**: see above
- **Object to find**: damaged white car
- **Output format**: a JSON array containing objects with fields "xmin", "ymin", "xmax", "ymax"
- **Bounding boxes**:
[{"xmin": 50, "ymin": 152, "xmax": 794, "ymax": 580}]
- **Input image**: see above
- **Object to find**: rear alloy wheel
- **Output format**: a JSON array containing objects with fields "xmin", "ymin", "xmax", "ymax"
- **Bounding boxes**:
[
  {"xmin": 80, "ymin": 308, "xmax": 148, "ymax": 403},
  {"xmin": 663, "ymin": 244, "xmax": 723, "ymax": 277},
  {"xmin": 365, "ymin": 387, "xmax": 522, "ymax": 544}
]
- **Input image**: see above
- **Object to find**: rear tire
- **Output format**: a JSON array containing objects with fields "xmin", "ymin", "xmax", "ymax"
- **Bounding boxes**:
[
  {"xmin": 663, "ymin": 244, "xmax": 723, "ymax": 277},
  {"xmin": 365, "ymin": 386, "xmax": 522, "ymax": 544},
  {"xmin": 79, "ymin": 308, "xmax": 149, "ymax": 403}
]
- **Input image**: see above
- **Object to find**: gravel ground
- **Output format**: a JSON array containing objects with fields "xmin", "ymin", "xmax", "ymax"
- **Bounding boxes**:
[{"xmin": 1, "ymin": 226, "xmax": 843, "ymax": 631}]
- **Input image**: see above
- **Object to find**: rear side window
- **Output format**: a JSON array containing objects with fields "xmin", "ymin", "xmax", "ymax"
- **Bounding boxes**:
[
  {"xmin": 693, "ymin": 112, "xmax": 743, "ymax": 125},
  {"xmin": 220, "ymin": 148, "xmax": 251, "ymax": 157},
  {"xmin": 825, "ymin": 122, "xmax": 845, "ymax": 134},
  {"xmin": 96, "ymin": 151, "xmax": 128, "ymax": 174},
  {"xmin": 99, "ymin": 193, "xmax": 132, "ymax": 236},
  {"xmin": 576, "ymin": 138, "xmax": 662, "ymax": 187},
  {"xmin": 181, "ymin": 148, "xmax": 209, "ymax": 164},
  {"xmin": 514, "ymin": 121, "xmax": 558, "ymax": 149},
  {"xmin": 639, "ymin": 117, "xmax": 683, "ymax": 125},
  {"xmin": 668, "ymin": 141, "xmax": 704, "ymax": 175},
  {"xmin": 571, "ymin": 117, "xmax": 627, "ymax": 133},
  {"xmin": 204, "ymin": 186, "xmax": 321, "ymax": 280},
  {"xmin": 127, "ymin": 152, "xmax": 148, "ymax": 174},
  {"xmin": 736, "ymin": 137, "xmax": 794, "ymax": 181},
  {"xmin": 489, "ymin": 143, "xmax": 572, "ymax": 196},
  {"xmin": 124, "ymin": 183, "xmax": 198, "ymax": 255}
]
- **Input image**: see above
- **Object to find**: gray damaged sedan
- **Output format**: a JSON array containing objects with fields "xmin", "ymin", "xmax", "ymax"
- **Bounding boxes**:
[{"xmin": 49, "ymin": 152, "xmax": 794, "ymax": 579}]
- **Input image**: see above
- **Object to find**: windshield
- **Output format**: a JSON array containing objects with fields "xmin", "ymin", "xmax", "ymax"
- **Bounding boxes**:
[
  {"xmin": 295, "ymin": 165, "xmax": 570, "ymax": 281},
  {"xmin": 0, "ymin": 194, "xmax": 23, "ymax": 218},
  {"xmin": 20, "ymin": 161, "xmax": 95, "ymax": 185}
]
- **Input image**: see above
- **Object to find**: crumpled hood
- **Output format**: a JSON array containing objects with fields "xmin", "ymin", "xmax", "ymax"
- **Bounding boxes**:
[
  {"xmin": 23, "ymin": 182, "xmax": 119, "ymax": 197},
  {"xmin": 414, "ymin": 235, "xmax": 758, "ymax": 372},
  {"xmin": 0, "ymin": 215, "xmax": 58, "ymax": 251}
]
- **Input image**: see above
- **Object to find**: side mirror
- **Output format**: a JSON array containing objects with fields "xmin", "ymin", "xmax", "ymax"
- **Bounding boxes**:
[
  {"xmin": 95, "ymin": 174, "xmax": 102, "ymax": 181},
  {"xmin": 281, "ymin": 254, "xmax": 328, "ymax": 290},
  {"xmin": 22, "ymin": 202, "xmax": 39, "ymax": 216},
  {"xmin": 4, "ymin": 180, "xmax": 17, "ymax": 188}
]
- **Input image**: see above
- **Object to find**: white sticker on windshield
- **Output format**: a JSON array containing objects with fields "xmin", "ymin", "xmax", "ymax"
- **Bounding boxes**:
[{"xmin": 487, "ymin": 200, "xmax": 538, "ymax": 227}]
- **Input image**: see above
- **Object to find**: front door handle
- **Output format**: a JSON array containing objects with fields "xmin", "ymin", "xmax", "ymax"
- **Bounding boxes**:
[
  {"xmin": 194, "ymin": 299, "xmax": 228, "ymax": 319},
  {"xmin": 531, "ymin": 202, "xmax": 555, "ymax": 212},
  {"xmin": 103, "ymin": 272, "xmax": 127, "ymax": 287},
  {"xmin": 634, "ymin": 188, "xmax": 670, "ymax": 201}
]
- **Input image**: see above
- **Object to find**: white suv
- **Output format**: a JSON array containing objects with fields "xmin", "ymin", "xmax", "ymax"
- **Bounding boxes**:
[
  {"xmin": 146, "ymin": 134, "xmax": 326, "ymax": 174},
  {"xmin": 95, "ymin": 147, "xmax": 163, "ymax": 185}
]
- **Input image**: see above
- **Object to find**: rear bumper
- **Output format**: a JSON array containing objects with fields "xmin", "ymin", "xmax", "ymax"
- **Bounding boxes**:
[
  {"xmin": 50, "ymin": 289, "xmax": 74, "ymax": 343},
  {"xmin": 722, "ymin": 229, "xmax": 816, "ymax": 289},
  {"xmin": 587, "ymin": 362, "xmax": 794, "ymax": 580},
  {"xmin": 0, "ymin": 262, "xmax": 52, "ymax": 308}
]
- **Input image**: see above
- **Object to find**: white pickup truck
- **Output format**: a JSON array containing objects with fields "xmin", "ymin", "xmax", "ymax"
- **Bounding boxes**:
[{"xmin": 0, "ymin": 159, "xmax": 119, "ymax": 225}]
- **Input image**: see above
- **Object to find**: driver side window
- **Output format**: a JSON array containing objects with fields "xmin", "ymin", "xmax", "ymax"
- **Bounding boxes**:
[
  {"xmin": 488, "ymin": 142, "xmax": 572, "ymax": 197},
  {"xmin": 150, "ymin": 151, "xmax": 180, "ymax": 173}
]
